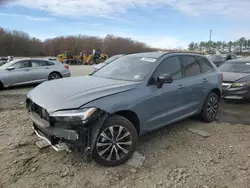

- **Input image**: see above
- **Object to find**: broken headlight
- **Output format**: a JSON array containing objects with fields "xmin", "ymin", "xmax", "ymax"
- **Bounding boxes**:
[{"xmin": 50, "ymin": 107, "xmax": 97, "ymax": 124}]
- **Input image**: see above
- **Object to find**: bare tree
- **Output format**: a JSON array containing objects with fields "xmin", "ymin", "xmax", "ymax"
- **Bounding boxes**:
[{"xmin": 0, "ymin": 27, "xmax": 179, "ymax": 57}]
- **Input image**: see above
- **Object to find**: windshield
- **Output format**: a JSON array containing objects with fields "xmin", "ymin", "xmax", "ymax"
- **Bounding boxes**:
[
  {"xmin": 0, "ymin": 60, "xmax": 15, "ymax": 69},
  {"xmin": 92, "ymin": 56, "xmax": 157, "ymax": 81},
  {"xmin": 104, "ymin": 54, "xmax": 124, "ymax": 64},
  {"xmin": 210, "ymin": 54, "xmax": 226, "ymax": 62},
  {"xmin": 219, "ymin": 62, "xmax": 250, "ymax": 73}
]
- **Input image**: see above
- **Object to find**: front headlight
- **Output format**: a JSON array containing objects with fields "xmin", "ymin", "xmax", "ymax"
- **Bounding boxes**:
[
  {"xmin": 50, "ymin": 107, "xmax": 97, "ymax": 124},
  {"xmin": 231, "ymin": 82, "xmax": 250, "ymax": 87}
]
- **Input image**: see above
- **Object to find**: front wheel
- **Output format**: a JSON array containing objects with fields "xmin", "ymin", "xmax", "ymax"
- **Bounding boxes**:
[
  {"xmin": 92, "ymin": 115, "xmax": 138, "ymax": 167},
  {"xmin": 200, "ymin": 92, "xmax": 220, "ymax": 122}
]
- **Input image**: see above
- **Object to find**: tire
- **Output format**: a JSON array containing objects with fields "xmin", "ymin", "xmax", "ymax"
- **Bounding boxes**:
[
  {"xmin": 88, "ymin": 59, "xmax": 95, "ymax": 65},
  {"xmin": 92, "ymin": 115, "xmax": 138, "ymax": 167},
  {"xmin": 48, "ymin": 72, "xmax": 62, "ymax": 80},
  {"xmin": 0, "ymin": 81, "xmax": 4, "ymax": 90},
  {"xmin": 200, "ymin": 92, "xmax": 220, "ymax": 123}
]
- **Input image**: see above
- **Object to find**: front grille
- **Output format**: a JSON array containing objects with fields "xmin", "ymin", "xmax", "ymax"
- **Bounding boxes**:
[{"xmin": 26, "ymin": 99, "xmax": 50, "ymax": 121}]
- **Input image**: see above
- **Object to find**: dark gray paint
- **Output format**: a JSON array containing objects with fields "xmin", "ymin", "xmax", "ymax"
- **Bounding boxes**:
[{"xmin": 27, "ymin": 53, "xmax": 222, "ymax": 135}]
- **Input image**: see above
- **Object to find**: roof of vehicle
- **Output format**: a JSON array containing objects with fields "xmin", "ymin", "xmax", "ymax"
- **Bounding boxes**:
[
  {"xmin": 226, "ymin": 59, "xmax": 250, "ymax": 63},
  {"xmin": 124, "ymin": 51, "xmax": 204, "ymax": 59},
  {"xmin": 11, "ymin": 57, "xmax": 56, "ymax": 62},
  {"xmin": 123, "ymin": 52, "xmax": 166, "ymax": 58}
]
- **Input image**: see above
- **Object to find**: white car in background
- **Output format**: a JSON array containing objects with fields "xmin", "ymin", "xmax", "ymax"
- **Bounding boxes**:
[
  {"xmin": 93, "ymin": 54, "xmax": 125, "ymax": 72},
  {"xmin": 0, "ymin": 58, "xmax": 70, "ymax": 89}
]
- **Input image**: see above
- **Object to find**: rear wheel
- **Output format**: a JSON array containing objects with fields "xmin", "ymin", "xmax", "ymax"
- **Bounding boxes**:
[
  {"xmin": 200, "ymin": 92, "xmax": 220, "ymax": 122},
  {"xmin": 92, "ymin": 115, "xmax": 138, "ymax": 167},
  {"xmin": 0, "ymin": 81, "xmax": 4, "ymax": 90},
  {"xmin": 48, "ymin": 72, "xmax": 62, "ymax": 80}
]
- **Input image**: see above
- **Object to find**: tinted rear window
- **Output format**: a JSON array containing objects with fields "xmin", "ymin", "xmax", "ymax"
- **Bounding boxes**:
[
  {"xmin": 196, "ymin": 56, "xmax": 213, "ymax": 72},
  {"xmin": 180, "ymin": 55, "xmax": 202, "ymax": 77}
]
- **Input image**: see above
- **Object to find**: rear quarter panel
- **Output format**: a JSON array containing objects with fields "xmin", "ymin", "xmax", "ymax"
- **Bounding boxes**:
[{"xmin": 53, "ymin": 63, "xmax": 70, "ymax": 77}]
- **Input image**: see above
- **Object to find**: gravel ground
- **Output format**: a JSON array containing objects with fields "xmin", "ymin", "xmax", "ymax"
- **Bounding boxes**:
[{"xmin": 1, "ymin": 65, "xmax": 250, "ymax": 188}]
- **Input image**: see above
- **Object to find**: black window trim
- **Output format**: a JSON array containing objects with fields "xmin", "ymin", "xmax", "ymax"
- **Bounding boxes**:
[
  {"xmin": 194, "ymin": 55, "xmax": 214, "ymax": 73},
  {"xmin": 179, "ymin": 55, "xmax": 203, "ymax": 78},
  {"xmin": 147, "ymin": 55, "xmax": 183, "ymax": 86}
]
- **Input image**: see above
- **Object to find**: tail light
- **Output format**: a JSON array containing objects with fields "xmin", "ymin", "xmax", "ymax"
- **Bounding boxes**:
[{"xmin": 64, "ymin": 65, "xmax": 69, "ymax": 69}]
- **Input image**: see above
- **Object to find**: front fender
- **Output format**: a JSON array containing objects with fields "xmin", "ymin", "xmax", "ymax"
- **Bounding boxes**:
[{"xmin": 89, "ymin": 111, "xmax": 109, "ymax": 155}]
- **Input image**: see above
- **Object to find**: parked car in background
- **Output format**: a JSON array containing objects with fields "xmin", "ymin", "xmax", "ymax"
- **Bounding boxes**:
[
  {"xmin": 219, "ymin": 59, "xmax": 250, "ymax": 100},
  {"xmin": 208, "ymin": 53, "xmax": 237, "ymax": 67},
  {"xmin": 93, "ymin": 54, "xmax": 125, "ymax": 72},
  {"xmin": 0, "ymin": 58, "xmax": 70, "ymax": 89},
  {"xmin": 26, "ymin": 52, "xmax": 222, "ymax": 166},
  {"xmin": 0, "ymin": 57, "xmax": 8, "ymax": 66},
  {"xmin": 47, "ymin": 57, "xmax": 57, "ymax": 61}
]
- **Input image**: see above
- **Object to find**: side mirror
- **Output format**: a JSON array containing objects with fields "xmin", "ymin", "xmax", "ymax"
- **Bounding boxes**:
[
  {"xmin": 157, "ymin": 74, "xmax": 173, "ymax": 88},
  {"xmin": 7, "ymin": 66, "xmax": 15, "ymax": 71}
]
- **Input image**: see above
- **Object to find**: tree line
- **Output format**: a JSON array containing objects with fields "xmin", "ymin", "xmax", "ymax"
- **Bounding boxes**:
[
  {"xmin": 188, "ymin": 37, "xmax": 250, "ymax": 54},
  {"xmin": 2, "ymin": 27, "xmax": 249, "ymax": 57},
  {"xmin": 0, "ymin": 27, "xmax": 160, "ymax": 57}
]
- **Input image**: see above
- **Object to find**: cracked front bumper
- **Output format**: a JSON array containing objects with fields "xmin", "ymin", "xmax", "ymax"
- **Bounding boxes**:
[
  {"xmin": 26, "ymin": 98, "xmax": 109, "ymax": 161},
  {"xmin": 28, "ymin": 108, "xmax": 89, "ymax": 152}
]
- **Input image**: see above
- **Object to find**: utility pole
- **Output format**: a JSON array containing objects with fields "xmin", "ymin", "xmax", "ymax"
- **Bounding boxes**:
[{"xmin": 209, "ymin": 29, "xmax": 212, "ymax": 53}]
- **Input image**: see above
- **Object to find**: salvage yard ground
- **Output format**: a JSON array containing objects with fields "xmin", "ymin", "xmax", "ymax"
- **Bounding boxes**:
[{"xmin": 1, "ymin": 65, "xmax": 250, "ymax": 188}]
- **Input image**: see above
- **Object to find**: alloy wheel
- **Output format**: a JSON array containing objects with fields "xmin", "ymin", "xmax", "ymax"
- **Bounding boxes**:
[
  {"xmin": 206, "ymin": 96, "xmax": 218, "ymax": 120},
  {"xmin": 50, "ymin": 73, "xmax": 60, "ymax": 80},
  {"xmin": 96, "ymin": 125, "xmax": 132, "ymax": 161}
]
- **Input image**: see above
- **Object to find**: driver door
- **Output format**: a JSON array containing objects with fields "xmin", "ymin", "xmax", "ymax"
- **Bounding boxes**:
[
  {"xmin": 6, "ymin": 60, "xmax": 32, "ymax": 86},
  {"xmin": 145, "ymin": 56, "xmax": 185, "ymax": 130}
]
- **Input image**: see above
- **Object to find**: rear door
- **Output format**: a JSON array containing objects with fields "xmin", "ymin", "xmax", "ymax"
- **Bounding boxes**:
[
  {"xmin": 6, "ymin": 60, "xmax": 32, "ymax": 86},
  {"xmin": 179, "ymin": 55, "xmax": 204, "ymax": 114},
  {"xmin": 195, "ymin": 56, "xmax": 218, "ymax": 106},
  {"xmin": 29, "ymin": 60, "xmax": 54, "ymax": 81}
]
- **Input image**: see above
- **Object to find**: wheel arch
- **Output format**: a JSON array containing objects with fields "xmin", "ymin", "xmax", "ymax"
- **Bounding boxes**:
[
  {"xmin": 48, "ymin": 71, "xmax": 62, "ymax": 79},
  {"xmin": 113, "ymin": 110, "xmax": 140, "ymax": 136},
  {"xmin": 209, "ymin": 87, "xmax": 221, "ymax": 100},
  {"xmin": 199, "ymin": 87, "xmax": 221, "ymax": 113}
]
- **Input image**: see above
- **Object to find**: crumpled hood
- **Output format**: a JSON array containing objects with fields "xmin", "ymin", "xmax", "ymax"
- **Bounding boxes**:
[
  {"xmin": 27, "ymin": 75, "xmax": 137, "ymax": 113},
  {"xmin": 221, "ymin": 72, "xmax": 250, "ymax": 82}
]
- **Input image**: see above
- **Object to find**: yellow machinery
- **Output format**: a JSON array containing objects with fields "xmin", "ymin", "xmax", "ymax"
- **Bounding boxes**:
[
  {"xmin": 57, "ymin": 50, "xmax": 108, "ymax": 65},
  {"xmin": 85, "ymin": 51, "xmax": 108, "ymax": 65},
  {"xmin": 57, "ymin": 51, "xmax": 75, "ymax": 64}
]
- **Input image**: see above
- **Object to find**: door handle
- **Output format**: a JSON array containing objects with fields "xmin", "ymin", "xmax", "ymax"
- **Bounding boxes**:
[
  {"xmin": 45, "ymin": 67, "xmax": 49, "ymax": 69},
  {"xmin": 178, "ymin": 85, "xmax": 184, "ymax": 89},
  {"xmin": 25, "ymin": 69, "xmax": 30, "ymax": 71},
  {"xmin": 203, "ymin": 78, "xmax": 208, "ymax": 83}
]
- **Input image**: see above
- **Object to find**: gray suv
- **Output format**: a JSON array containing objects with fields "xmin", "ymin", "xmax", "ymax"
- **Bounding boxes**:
[{"xmin": 26, "ymin": 52, "xmax": 222, "ymax": 166}]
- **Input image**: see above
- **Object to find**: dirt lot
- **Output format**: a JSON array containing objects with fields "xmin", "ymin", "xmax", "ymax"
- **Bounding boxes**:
[{"xmin": 1, "ymin": 65, "xmax": 250, "ymax": 188}]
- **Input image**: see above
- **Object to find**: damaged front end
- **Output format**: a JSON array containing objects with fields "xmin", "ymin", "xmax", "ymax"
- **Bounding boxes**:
[{"xmin": 26, "ymin": 98, "xmax": 108, "ymax": 161}]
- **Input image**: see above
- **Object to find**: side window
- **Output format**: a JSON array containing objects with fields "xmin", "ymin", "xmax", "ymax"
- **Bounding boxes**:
[
  {"xmin": 47, "ymin": 61, "xmax": 55, "ymax": 65},
  {"xmin": 196, "ymin": 56, "xmax": 213, "ymax": 73},
  {"xmin": 13, "ymin": 61, "xmax": 30, "ymax": 69},
  {"xmin": 180, "ymin": 56, "xmax": 201, "ymax": 77},
  {"xmin": 31, "ymin": 60, "xmax": 49, "ymax": 67},
  {"xmin": 153, "ymin": 56, "xmax": 182, "ymax": 80}
]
